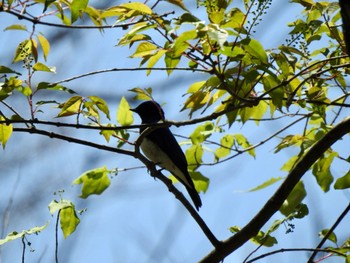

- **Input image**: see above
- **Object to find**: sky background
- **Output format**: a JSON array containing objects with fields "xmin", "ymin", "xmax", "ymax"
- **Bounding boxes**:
[{"xmin": 1, "ymin": 1, "xmax": 350, "ymax": 263}]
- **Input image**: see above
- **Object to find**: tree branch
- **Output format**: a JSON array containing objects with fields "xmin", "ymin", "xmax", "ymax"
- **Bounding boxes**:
[
  {"xmin": 246, "ymin": 247, "xmax": 346, "ymax": 263},
  {"xmin": 307, "ymin": 202, "xmax": 350, "ymax": 262},
  {"xmin": 199, "ymin": 116, "xmax": 350, "ymax": 263},
  {"xmin": 12, "ymin": 126, "xmax": 220, "ymax": 248}
]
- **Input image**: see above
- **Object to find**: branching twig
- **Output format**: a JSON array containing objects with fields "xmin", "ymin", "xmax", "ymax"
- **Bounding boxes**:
[
  {"xmin": 11, "ymin": 126, "xmax": 220, "ymax": 248},
  {"xmin": 246, "ymin": 248, "xmax": 346, "ymax": 263},
  {"xmin": 307, "ymin": 202, "xmax": 350, "ymax": 263},
  {"xmin": 199, "ymin": 116, "xmax": 350, "ymax": 263}
]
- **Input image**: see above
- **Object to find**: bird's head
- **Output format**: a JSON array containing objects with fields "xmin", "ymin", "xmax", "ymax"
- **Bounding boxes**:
[{"xmin": 130, "ymin": 100, "xmax": 165, "ymax": 123}]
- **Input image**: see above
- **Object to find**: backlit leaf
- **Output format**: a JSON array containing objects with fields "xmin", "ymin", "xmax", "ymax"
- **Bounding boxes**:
[
  {"xmin": 57, "ymin": 96, "xmax": 82, "ymax": 117},
  {"xmin": 247, "ymin": 177, "xmax": 284, "ymax": 192},
  {"xmin": 312, "ymin": 152, "xmax": 337, "ymax": 192},
  {"xmin": 334, "ymin": 170, "xmax": 350, "ymax": 190},
  {"xmin": 120, "ymin": 2, "xmax": 153, "ymax": 15},
  {"xmin": 0, "ymin": 223, "xmax": 48, "ymax": 245},
  {"xmin": 59, "ymin": 204, "xmax": 80, "ymax": 238},
  {"xmin": 0, "ymin": 116, "xmax": 13, "ymax": 149},
  {"xmin": 117, "ymin": 96, "xmax": 133, "ymax": 126},
  {"xmin": 73, "ymin": 166, "xmax": 111, "ymax": 198},
  {"xmin": 71, "ymin": 0, "xmax": 88, "ymax": 23},
  {"xmin": 38, "ymin": 35, "xmax": 50, "ymax": 61}
]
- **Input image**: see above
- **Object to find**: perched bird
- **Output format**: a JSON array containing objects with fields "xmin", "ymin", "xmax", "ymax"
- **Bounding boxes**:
[{"xmin": 130, "ymin": 101, "xmax": 202, "ymax": 210}]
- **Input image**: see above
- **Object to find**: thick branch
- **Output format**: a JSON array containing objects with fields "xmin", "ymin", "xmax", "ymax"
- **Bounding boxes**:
[
  {"xmin": 12, "ymin": 127, "xmax": 219, "ymax": 247},
  {"xmin": 199, "ymin": 116, "xmax": 350, "ymax": 263}
]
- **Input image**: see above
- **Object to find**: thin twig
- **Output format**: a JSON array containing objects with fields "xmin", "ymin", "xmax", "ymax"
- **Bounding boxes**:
[
  {"xmin": 307, "ymin": 202, "xmax": 350, "ymax": 262},
  {"xmin": 55, "ymin": 210, "xmax": 60, "ymax": 263},
  {"xmin": 246, "ymin": 248, "xmax": 346, "ymax": 263},
  {"xmin": 199, "ymin": 116, "xmax": 350, "ymax": 263}
]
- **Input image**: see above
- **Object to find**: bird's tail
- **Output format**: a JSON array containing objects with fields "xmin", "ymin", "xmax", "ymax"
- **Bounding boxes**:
[{"xmin": 186, "ymin": 186, "xmax": 202, "ymax": 211}]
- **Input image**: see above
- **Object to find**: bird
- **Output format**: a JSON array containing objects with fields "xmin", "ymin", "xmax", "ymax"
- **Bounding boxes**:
[{"xmin": 130, "ymin": 100, "xmax": 202, "ymax": 210}]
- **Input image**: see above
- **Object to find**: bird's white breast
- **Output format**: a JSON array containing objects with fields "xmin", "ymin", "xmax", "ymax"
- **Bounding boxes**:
[{"xmin": 140, "ymin": 138, "xmax": 192, "ymax": 188}]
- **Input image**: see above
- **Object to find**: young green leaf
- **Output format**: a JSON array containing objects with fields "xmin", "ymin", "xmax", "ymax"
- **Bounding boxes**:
[
  {"xmin": 120, "ymin": 2, "xmax": 153, "ymax": 15},
  {"xmin": 60, "ymin": 204, "xmax": 80, "ymax": 238},
  {"xmin": 4, "ymin": 24, "xmax": 27, "ymax": 31},
  {"xmin": 190, "ymin": 121, "xmax": 214, "ymax": 144},
  {"xmin": 88, "ymin": 96, "xmax": 110, "ymax": 120},
  {"xmin": 33, "ymin": 62, "xmax": 56, "ymax": 73},
  {"xmin": 37, "ymin": 35, "xmax": 50, "ymax": 61},
  {"xmin": 215, "ymin": 134, "xmax": 234, "ymax": 160},
  {"xmin": 57, "ymin": 96, "xmax": 83, "ymax": 117},
  {"xmin": 189, "ymin": 171, "xmax": 210, "ymax": 193},
  {"xmin": 117, "ymin": 96, "xmax": 133, "ymax": 126},
  {"xmin": 312, "ymin": 152, "xmax": 337, "ymax": 192},
  {"xmin": 0, "ymin": 223, "xmax": 48, "ymax": 245},
  {"xmin": 0, "ymin": 65, "xmax": 21, "ymax": 75},
  {"xmin": 73, "ymin": 166, "xmax": 111, "ymax": 198},
  {"xmin": 247, "ymin": 177, "xmax": 284, "ymax": 192},
  {"xmin": 334, "ymin": 170, "xmax": 350, "ymax": 190},
  {"xmin": 130, "ymin": 42, "xmax": 157, "ymax": 58},
  {"xmin": 0, "ymin": 116, "xmax": 13, "ymax": 149},
  {"xmin": 71, "ymin": 0, "xmax": 88, "ymax": 24},
  {"xmin": 280, "ymin": 180, "xmax": 307, "ymax": 216}
]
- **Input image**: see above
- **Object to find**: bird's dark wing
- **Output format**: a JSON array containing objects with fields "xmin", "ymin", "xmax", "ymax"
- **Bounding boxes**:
[
  {"xmin": 146, "ymin": 127, "xmax": 189, "ymax": 176},
  {"xmin": 143, "ymin": 126, "xmax": 202, "ymax": 210}
]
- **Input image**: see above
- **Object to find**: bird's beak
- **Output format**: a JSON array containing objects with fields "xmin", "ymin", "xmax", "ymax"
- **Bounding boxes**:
[{"xmin": 130, "ymin": 108, "xmax": 136, "ymax": 112}]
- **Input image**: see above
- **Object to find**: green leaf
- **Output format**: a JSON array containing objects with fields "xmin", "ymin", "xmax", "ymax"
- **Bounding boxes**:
[
  {"xmin": 166, "ymin": 0, "xmax": 189, "ymax": 12},
  {"xmin": 59, "ymin": 204, "xmax": 80, "ymax": 238},
  {"xmin": 229, "ymin": 226, "xmax": 277, "ymax": 247},
  {"xmin": 164, "ymin": 51, "xmax": 181, "ymax": 75},
  {"xmin": 71, "ymin": 0, "xmax": 88, "ymax": 24},
  {"xmin": 312, "ymin": 152, "xmax": 337, "ymax": 192},
  {"xmin": 88, "ymin": 96, "xmax": 110, "ymax": 120},
  {"xmin": 281, "ymin": 155, "xmax": 299, "ymax": 172},
  {"xmin": 319, "ymin": 229, "xmax": 337, "ymax": 244},
  {"xmin": 190, "ymin": 122, "xmax": 214, "ymax": 144},
  {"xmin": 73, "ymin": 166, "xmax": 111, "ymax": 198},
  {"xmin": 117, "ymin": 96, "xmax": 133, "ymax": 126},
  {"xmin": 48, "ymin": 199, "xmax": 80, "ymax": 238},
  {"xmin": 186, "ymin": 145, "xmax": 203, "ymax": 171},
  {"xmin": 215, "ymin": 134, "xmax": 234, "ymax": 160},
  {"xmin": 16, "ymin": 85, "xmax": 32, "ymax": 96},
  {"xmin": 37, "ymin": 35, "xmax": 50, "ymax": 61},
  {"xmin": 130, "ymin": 42, "xmax": 157, "ymax": 58},
  {"xmin": 0, "ymin": 116, "xmax": 13, "ymax": 149},
  {"xmin": 280, "ymin": 181, "xmax": 307, "ymax": 216},
  {"xmin": 4, "ymin": 24, "xmax": 27, "ymax": 31},
  {"xmin": 37, "ymin": 82, "xmax": 76, "ymax": 94},
  {"xmin": 189, "ymin": 171, "xmax": 210, "ymax": 193},
  {"xmin": 274, "ymin": 134, "xmax": 304, "ymax": 153},
  {"xmin": 251, "ymin": 230, "xmax": 278, "ymax": 247},
  {"xmin": 48, "ymin": 199, "xmax": 72, "ymax": 214},
  {"xmin": 146, "ymin": 49, "xmax": 167, "ymax": 75},
  {"xmin": 57, "ymin": 96, "xmax": 82, "ymax": 117},
  {"xmin": 129, "ymin": 87, "xmax": 152, "ymax": 101},
  {"xmin": 234, "ymin": 133, "xmax": 255, "ymax": 157},
  {"xmin": 173, "ymin": 29, "xmax": 197, "ymax": 57},
  {"xmin": 13, "ymin": 39, "xmax": 32, "ymax": 63},
  {"xmin": 0, "ymin": 223, "xmax": 48, "ymax": 245},
  {"xmin": 33, "ymin": 62, "xmax": 56, "ymax": 73},
  {"xmin": 241, "ymin": 38, "xmax": 268, "ymax": 64},
  {"xmin": 0, "ymin": 65, "xmax": 21, "ymax": 75},
  {"xmin": 334, "ymin": 170, "xmax": 350, "ymax": 190},
  {"xmin": 120, "ymin": 2, "xmax": 153, "ymax": 15},
  {"xmin": 247, "ymin": 177, "xmax": 284, "ymax": 192}
]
